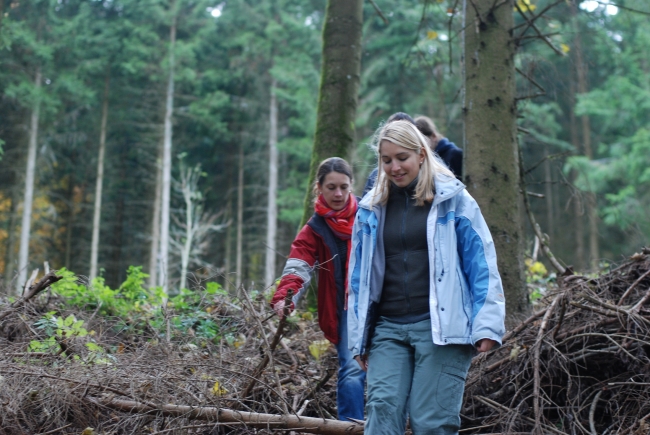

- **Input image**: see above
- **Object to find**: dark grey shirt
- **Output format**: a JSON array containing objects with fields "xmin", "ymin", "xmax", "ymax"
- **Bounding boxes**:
[{"xmin": 379, "ymin": 180, "xmax": 432, "ymax": 322}]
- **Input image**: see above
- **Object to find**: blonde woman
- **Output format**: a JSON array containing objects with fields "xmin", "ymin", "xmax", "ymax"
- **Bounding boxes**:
[{"xmin": 347, "ymin": 120, "xmax": 505, "ymax": 434}]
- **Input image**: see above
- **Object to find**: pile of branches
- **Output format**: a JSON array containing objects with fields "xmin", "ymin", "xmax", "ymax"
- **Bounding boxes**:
[
  {"xmin": 462, "ymin": 248, "xmax": 650, "ymax": 435},
  {"xmin": 0, "ymin": 279, "xmax": 361, "ymax": 435}
]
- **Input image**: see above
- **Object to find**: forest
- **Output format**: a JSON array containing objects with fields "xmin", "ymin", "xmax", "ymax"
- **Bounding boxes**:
[{"xmin": 1, "ymin": 0, "xmax": 650, "ymax": 434}]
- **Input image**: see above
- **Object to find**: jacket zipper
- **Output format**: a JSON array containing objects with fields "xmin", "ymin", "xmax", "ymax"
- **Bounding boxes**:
[{"xmin": 402, "ymin": 191, "xmax": 411, "ymax": 311}]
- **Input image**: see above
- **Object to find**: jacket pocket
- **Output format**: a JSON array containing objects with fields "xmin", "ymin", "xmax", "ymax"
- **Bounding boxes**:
[{"xmin": 435, "ymin": 364, "xmax": 468, "ymax": 413}]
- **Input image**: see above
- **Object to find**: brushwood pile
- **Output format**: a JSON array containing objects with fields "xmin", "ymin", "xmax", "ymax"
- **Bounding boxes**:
[{"xmin": 0, "ymin": 248, "xmax": 649, "ymax": 434}]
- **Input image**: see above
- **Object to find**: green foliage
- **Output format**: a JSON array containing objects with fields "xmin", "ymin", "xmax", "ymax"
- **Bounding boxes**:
[
  {"xmin": 51, "ymin": 266, "xmax": 163, "ymax": 316},
  {"xmin": 525, "ymin": 259, "xmax": 554, "ymax": 304},
  {"xmin": 50, "ymin": 266, "xmax": 238, "ymax": 346}
]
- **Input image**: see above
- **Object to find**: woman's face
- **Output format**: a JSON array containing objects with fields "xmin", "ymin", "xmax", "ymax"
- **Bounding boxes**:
[
  {"xmin": 317, "ymin": 171, "xmax": 352, "ymax": 211},
  {"xmin": 380, "ymin": 140, "xmax": 424, "ymax": 188}
]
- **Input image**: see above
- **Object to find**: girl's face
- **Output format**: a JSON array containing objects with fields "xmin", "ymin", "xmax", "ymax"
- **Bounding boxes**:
[
  {"xmin": 380, "ymin": 140, "xmax": 424, "ymax": 188},
  {"xmin": 317, "ymin": 171, "xmax": 352, "ymax": 211}
]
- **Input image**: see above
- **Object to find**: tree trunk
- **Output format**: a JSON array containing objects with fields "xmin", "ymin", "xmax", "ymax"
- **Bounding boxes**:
[
  {"xmin": 568, "ymin": 76, "xmax": 584, "ymax": 271},
  {"xmin": 179, "ymin": 163, "xmax": 199, "ymax": 291},
  {"xmin": 543, "ymin": 148, "xmax": 554, "ymax": 244},
  {"xmin": 64, "ymin": 178, "xmax": 75, "ymax": 269},
  {"xmin": 462, "ymin": 0, "xmax": 527, "ymax": 315},
  {"xmin": 224, "ymin": 193, "xmax": 232, "ymax": 292},
  {"xmin": 89, "ymin": 75, "xmax": 110, "ymax": 281},
  {"xmin": 17, "ymin": 68, "xmax": 42, "ymax": 294},
  {"xmin": 571, "ymin": 0, "xmax": 599, "ymax": 270},
  {"xmin": 235, "ymin": 139, "xmax": 244, "ymax": 290},
  {"xmin": 300, "ymin": 0, "xmax": 363, "ymax": 226},
  {"xmin": 265, "ymin": 78, "xmax": 279, "ymax": 288},
  {"xmin": 158, "ymin": 8, "xmax": 177, "ymax": 296},
  {"xmin": 5, "ymin": 185, "xmax": 19, "ymax": 281},
  {"xmin": 148, "ymin": 139, "xmax": 163, "ymax": 288}
]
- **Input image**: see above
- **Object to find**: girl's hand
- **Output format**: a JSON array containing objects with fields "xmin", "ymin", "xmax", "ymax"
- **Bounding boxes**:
[
  {"xmin": 354, "ymin": 355, "xmax": 368, "ymax": 372},
  {"xmin": 475, "ymin": 338, "xmax": 497, "ymax": 353}
]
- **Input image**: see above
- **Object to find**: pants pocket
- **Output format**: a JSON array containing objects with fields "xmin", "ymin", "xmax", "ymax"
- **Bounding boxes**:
[{"xmin": 435, "ymin": 364, "xmax": 467, "ymax": 413}]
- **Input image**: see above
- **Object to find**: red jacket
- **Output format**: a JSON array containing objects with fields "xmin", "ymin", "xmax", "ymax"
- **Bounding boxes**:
[{"xmin": 271, "ymin": 214, "xmax": 347, "ymax": 344}]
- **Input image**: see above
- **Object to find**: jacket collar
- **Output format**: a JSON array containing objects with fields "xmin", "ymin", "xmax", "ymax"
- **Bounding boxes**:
[{"xmin": 359, "ymin": 172, "xmax": 465, "ymax": 211}]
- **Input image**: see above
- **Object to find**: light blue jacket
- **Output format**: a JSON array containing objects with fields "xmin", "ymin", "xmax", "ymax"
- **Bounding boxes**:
[{"xmin": 347, "ymin": 174, "xmax": 506, "ymax": 357}]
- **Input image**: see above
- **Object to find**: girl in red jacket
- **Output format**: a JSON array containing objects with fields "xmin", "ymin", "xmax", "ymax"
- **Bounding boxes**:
[{"xmin": 271, "ymin": 157, "xmax": 365, "ymax": 421}]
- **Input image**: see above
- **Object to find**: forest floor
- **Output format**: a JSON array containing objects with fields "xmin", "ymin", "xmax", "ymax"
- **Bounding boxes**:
[{"xmin": 1, "ymin": 248, "xmax": 650, "ymax": 435}]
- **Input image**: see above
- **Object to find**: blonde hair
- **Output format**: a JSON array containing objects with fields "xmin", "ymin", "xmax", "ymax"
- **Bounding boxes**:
[{"xmin": 370, "ymin": 120, "xmax": 454, "ymax": 206}]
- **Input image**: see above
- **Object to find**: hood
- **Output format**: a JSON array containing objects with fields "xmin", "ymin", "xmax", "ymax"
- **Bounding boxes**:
[
  {"xmin": 435, "ymin": 138, "xmax": 455, "ymax": 155},
  {"xmin": 359, "ymin": 171, "xmax": 465, "ymax": 211}
]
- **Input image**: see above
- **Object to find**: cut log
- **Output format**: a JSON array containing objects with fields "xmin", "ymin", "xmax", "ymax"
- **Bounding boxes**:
[{"xmin": 93, "ymin": 397, "xmax": 364, "ymax": 435}]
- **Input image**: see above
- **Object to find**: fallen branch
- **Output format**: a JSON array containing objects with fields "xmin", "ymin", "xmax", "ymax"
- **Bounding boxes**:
[
  {"xmin": 93, "ymin": 397, "xmax": 364, "ymax": 435},
  {"xmin": 0, "ymin": 270, "xmax": 63, "ymax": 321},
  {"xmin": 240, "ymin": 289, "xmax": 293, "ymax": 401}
]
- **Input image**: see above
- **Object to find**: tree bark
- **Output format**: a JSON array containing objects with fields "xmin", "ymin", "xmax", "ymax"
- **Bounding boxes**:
[
  {"xmin": 300, "ymin": 0, "xmax": 363, "ymax": 226},
  {"xmin": 5, "ymin": 185, "xmax": 19, "ymax": 280},
  {"xmin": 17, "ymin": 68, "xmax": 42, "ymax": 294},
  {"xmin": 568, "ymin": 75, "xmax": 584, "ymax": 270},
  {"xmin": 265, "ymin": 78, "xmax": 279, "ymax": 288},
  {"xmin": 158, "ymin": 7, "xmax": 177, "ymax": 296},
  {"xmin": 236, "ymin": 139, "xmax": 244, "ymax": 290},
  {"xmin": 95, "ymin": 397, "xmax": 363, "ymax": 435},
  {"xmin": 543, "ymin": 148, "xmax": 554, "ymax": 244},
  {"xmin": 148, "ymin": 139, "xmax": 163, "ymax": 288},
  {"xmin": 462, "ymin": 0, "xmax": 527, "ymax": 315},
  {"xmin": 571, "ymin": 2, "xmax": 599, "ymax": 270},
  {"xmin": 89, "ymin": 75, "xmax": 110, "ymax": 281}
]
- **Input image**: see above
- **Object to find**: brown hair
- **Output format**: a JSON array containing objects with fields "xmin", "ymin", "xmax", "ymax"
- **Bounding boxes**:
[
  {"xmin": 414, "ymin": 115, "xmax": 441, "ymax": 148},
  {"xmin": 312, "ymin": 157, "xmax": 354, "ymax": 196}
]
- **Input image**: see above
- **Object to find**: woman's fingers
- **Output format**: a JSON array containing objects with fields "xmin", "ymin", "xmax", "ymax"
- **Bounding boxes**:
[{"xmin": 354, "ymin": 355, "xmax": 368, "ymax": 372}]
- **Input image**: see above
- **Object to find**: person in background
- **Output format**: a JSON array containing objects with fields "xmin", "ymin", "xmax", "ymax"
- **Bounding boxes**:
[
  {"xmin": 271, "ymin": 157, "xmax": 365, "ymax": 422},
  {"xmin": 347, "ymin": 120, "xmax": 506, "ymax": 434},
  {"xmin": 414, "ymin": 115, "xmax": 463, "ymax": 180}
]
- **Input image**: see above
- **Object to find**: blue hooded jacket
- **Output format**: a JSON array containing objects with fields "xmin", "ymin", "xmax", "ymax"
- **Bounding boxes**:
[{"xmin": 347, "ymin": 174, "xmax": 506, "ymax": 357}]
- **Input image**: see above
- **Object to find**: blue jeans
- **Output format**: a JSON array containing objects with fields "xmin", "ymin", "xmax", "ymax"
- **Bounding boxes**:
[
  {"xmin": 365, "ymin": 317, "xmax": 474, "ymax": 434},
  {"xmin": 334, "ymin": 313, "xmax": 366, "ymax": 421}
]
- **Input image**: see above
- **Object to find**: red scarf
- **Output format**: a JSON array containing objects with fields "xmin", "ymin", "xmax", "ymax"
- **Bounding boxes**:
[
  {"xmin": 314, "ymin": 194, "xmax": 358, "ymax": 239},
  {"xmin": 314, "ymin": 194, "xmax": 358, "ymax": 310}
]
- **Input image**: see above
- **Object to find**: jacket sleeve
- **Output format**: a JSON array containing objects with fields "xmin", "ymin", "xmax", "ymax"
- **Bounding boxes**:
[
  {"xmin": 346, "ymin": 211, "xmax": 367, "ymax": 356},
  {"xmin": 454, "ymin": 191, "xmax": 506, "ymax": 346},
  {"xmin": 271, "ymin": 225, "xmax": 318, "ymax": 311}
]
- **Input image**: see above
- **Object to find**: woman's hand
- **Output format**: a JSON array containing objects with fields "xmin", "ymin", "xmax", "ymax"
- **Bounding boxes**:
[
  {"xmin": 273, "ymin": 300, "xmax": 286, "ymax": 318},
  {"xmin": 354, "ymin": 355, "xmax": 368, "ymax": 372},
  {"xmin": 475, "ymin": 338, "xmax": 497, "ymax": 353}
]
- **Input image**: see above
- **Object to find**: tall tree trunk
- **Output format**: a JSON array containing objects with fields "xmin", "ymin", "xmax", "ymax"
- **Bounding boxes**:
[
  {"xmin": 110, "ymin": 190, "xmax": 125, "ymax": 288},
  {"xmin": 149, "ymin": 138, "xmax": 163, "ymax": 288},
  {"xmin": 4, "ymin": 186, "xmax": 18, "ymax": 280},
  {"xmin": 300, "ymin": 0, "xmax": 363, "ymax": 226},
  {"xmin": 462, "ymin": 0, "xmax": 527, "ymax": 315},
  {"xmin": 89, "ymin": 75, "xmax": 110, "ymax": 281},
  {"xmin": 224, "ymin": 194, "xmax": 232, "ymax": 292},
  {"xmin": 235, "ymin": 140, "xmax": 244, "ymax": 290},
  {"xmin": 543, "ymin": 148, "xmax": 554, "ymax": 244},
  {"xmin": 568, "ymin": 76, "xmax": 584, "ymax": 270},
  {"xmin": 158, "ymin": 9, "xmax": 177, "ymax": 296},
  {"xmin": 264, "ymin": 78, "xmax": 279, "ymax": 288},
  {"xmin": 571, "ymin": 0, "xmax": 599, "ymax": 270},
  {"xmin": 179, "ymin": 164, "xmax": 198, "ymax": 291},
  {"xmin": 17, "ymin": 68, "xmax": 42, "ymax": 294},
  {"xmin": 64, "ymin": 177, "xmax": 75, "ymax": 269}
]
